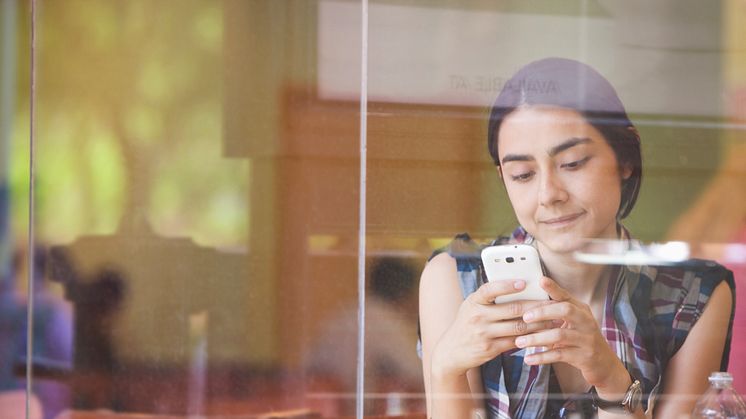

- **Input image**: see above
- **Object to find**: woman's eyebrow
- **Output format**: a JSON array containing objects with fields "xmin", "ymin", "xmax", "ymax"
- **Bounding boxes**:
[
  {"xmin": 501, "ymin": 153, "xmax": 533, "ymax": 164},
  {"xmin": 501, "ymin": 137, "xmax": 591, "ymax": 165},
  {"xmin": 548, "ymin": 137, "xmax": 591, "ymax": 156}
]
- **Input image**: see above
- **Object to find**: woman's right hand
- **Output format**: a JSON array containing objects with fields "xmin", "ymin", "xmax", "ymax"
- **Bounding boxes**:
[{"xmin": 431, "ymin": 280, "xmax": 553, "ymax": 379}]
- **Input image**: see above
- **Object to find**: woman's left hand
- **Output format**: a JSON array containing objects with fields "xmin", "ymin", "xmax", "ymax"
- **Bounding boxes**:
[{"xmin": 514, "ymin": 276, "xmax": 627, "ymax": 390}]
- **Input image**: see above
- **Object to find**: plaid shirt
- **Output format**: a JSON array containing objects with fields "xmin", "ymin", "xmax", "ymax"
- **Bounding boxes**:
[{"xmin": 430, "ymin": 227, "xmax": 735, "ymax": 418}]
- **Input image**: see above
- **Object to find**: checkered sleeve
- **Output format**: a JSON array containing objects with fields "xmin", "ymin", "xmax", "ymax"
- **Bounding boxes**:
[{"xmin": 650, "ymin": 260, "xmax": 735, "ymax": 369}]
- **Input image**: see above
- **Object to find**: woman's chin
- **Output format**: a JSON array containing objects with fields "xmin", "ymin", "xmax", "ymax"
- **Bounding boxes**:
[{"xmin": 535, "ymin": 234, "xmax": 590, "ymax": 256}]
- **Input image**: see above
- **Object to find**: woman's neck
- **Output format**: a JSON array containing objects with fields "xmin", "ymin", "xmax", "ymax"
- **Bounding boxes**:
[
  {"xmin": 537, "ymin": 243, "xmax": 608, "ymax": 305},
  {"xmin": 535, "ymin": 222, "xmax": 624, "ymax": 304}
]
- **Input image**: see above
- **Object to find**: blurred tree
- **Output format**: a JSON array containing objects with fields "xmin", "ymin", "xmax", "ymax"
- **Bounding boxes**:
[{"xmin": 30, "ymin": 0, "xmax": 246, "ymax": 246}]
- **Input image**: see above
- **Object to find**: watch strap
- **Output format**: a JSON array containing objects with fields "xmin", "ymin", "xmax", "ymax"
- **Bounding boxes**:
[{"xmin": 590, "ymin": 376, "xmax": 642, "ymax": 414}]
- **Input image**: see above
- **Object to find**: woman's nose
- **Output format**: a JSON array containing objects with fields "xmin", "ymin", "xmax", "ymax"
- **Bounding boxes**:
[{"xmin": 538, "ymin": 171, "xmax": 569, "ymax": 207}]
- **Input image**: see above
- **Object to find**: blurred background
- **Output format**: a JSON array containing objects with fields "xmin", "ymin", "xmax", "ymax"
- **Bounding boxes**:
[{"xmin": 0, "ymin": 0, "xmax": 744, "ymax": 418}]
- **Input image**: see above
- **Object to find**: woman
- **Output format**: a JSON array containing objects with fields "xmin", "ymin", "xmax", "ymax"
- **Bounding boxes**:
[{"xmin": 418, "ymin": 58, "xmax": 736, "ymax": 418}]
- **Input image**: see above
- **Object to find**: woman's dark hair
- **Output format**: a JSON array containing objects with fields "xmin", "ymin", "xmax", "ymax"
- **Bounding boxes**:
[{"xmin": 487, "ymin": 57, "xmax": 642, "ymax": 219}]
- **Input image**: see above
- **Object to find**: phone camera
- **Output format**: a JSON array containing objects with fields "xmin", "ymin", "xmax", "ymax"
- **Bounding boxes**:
[{"xmin": 506, "ymin": 257, "xmax": 515, "ymax": 263}]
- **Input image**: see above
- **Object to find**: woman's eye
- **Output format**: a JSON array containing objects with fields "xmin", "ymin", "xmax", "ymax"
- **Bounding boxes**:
[
  {"xmin": 561, "ymin": 156, "xmax": 590, "ymax": 170},
  {"xmin": 510, "ymin": 171, "xmax": 535, "ymax": 182}
]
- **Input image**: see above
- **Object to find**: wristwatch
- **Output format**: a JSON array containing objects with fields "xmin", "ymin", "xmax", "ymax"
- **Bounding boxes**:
[{"xmin": 590, "ymin": 376, "xmax": 642, "ymax": 414}]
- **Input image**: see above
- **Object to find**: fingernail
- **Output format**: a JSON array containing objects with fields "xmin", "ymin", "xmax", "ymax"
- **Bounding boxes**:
[
  {"xmin": 515, "ymin": 337, "xmax": 527, "ymax": 347},
  {"xmin": 523, "ymin": 312, "xmax": 534, "ymax": 321},
  {"xmin": 524, "ymin": 355, "xmax": 536, "ymax": 365},
  {"xmin": 514, "ymin": 280, "xmax": 525, "ymax": 290}
]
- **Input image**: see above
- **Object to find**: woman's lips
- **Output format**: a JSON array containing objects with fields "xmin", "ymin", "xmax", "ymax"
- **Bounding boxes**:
[{"xmin": 540, "ymin": 212, "xmax": 585, "ymax": 227}]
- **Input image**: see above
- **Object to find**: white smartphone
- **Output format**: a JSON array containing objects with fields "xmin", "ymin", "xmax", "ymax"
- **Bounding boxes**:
[{"xmin": 480, "ymin": 244, "xmax": 549, "ymax": 304}]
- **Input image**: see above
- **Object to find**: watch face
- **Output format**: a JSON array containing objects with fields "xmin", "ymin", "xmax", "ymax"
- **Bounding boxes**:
[{"xmin": 624, "ymin": 380, "xmax": 643, "ymax": 412}]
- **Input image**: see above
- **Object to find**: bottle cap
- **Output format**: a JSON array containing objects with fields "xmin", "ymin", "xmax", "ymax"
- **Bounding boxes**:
[{"xmin": 708, "ymin": 372, "xmax": 734, "ymax": 384}]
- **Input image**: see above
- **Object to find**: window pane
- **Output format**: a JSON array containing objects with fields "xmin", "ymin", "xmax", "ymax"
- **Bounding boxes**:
[{"xmin": 32, "ymin": 1, "xmax": 362, "ymax": 417}]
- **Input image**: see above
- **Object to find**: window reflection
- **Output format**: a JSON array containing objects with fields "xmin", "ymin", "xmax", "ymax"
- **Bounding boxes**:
[{"xmin": 0, "ymin": 0, "xmax": 742, "ymax": 418}]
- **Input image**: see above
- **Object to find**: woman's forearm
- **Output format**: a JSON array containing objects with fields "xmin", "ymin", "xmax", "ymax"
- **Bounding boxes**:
[{"xmin": 429, "ymin": 366, "xmax": 480, "ymax": 419}]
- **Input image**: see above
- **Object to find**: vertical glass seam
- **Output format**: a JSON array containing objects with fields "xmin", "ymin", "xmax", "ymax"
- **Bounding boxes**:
[
  {"xmin": 26, "ymin": 0, "xmax": 37, "ymax": 417},
  {"xmin": 356, "ymin": 0, "xmax": 369, "ymax": 418}
]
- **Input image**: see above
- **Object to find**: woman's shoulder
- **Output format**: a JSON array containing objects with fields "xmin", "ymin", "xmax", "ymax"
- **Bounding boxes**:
[
  {"xmin": 425, "ymin": 233, "xmax": 481, "ymax": 299},
  {"xmin": 642, "ymin": 259, "xmax": 734, "ymax": 301},
  {"xmin": 424, "ymin": 227, "xmax": 532, "ymax": 299},
  {"xmin": 611, "ymin": 259, "xmax": 735, "ymax": 368},
  {"xmin": 428, "ymin": 227, "xmax": 529, "ymax": 266},
  {"xmin": 634, "ymin": 259, "xmax": 735, "ymax": 338},
  {"xmin": 429, "ymin": 233, "xmax": 481, "ymax": 265}
]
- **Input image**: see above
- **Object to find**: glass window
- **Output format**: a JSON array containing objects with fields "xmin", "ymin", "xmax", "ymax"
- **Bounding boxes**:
[{"xmin": 0, "ymin": 1, "xmax": 743, "ymax": 418}]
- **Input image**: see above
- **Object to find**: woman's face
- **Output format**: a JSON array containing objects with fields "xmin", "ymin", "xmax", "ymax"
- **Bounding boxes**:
[{"xmin": 497, "ymin": 106, "xmax": 630, "ymax": 254}]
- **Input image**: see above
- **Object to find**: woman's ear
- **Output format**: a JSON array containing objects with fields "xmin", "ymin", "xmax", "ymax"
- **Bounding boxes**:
[
  {"xmin": 620, "ymin": 164, "xmax": 632, "ymax": 180},
  {"xmin": 496, "ymin": 166, "xmax": 503, "ymax": 179}
]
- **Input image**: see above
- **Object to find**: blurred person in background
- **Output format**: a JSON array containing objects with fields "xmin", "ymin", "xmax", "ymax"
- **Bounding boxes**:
[
  {"xmin": 0, "ymin": 247, "xmax": 72, "ymax": 419},
  {"xmin": 307, "ymin": 257, "xmax": 423, "ymax": 402}
]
